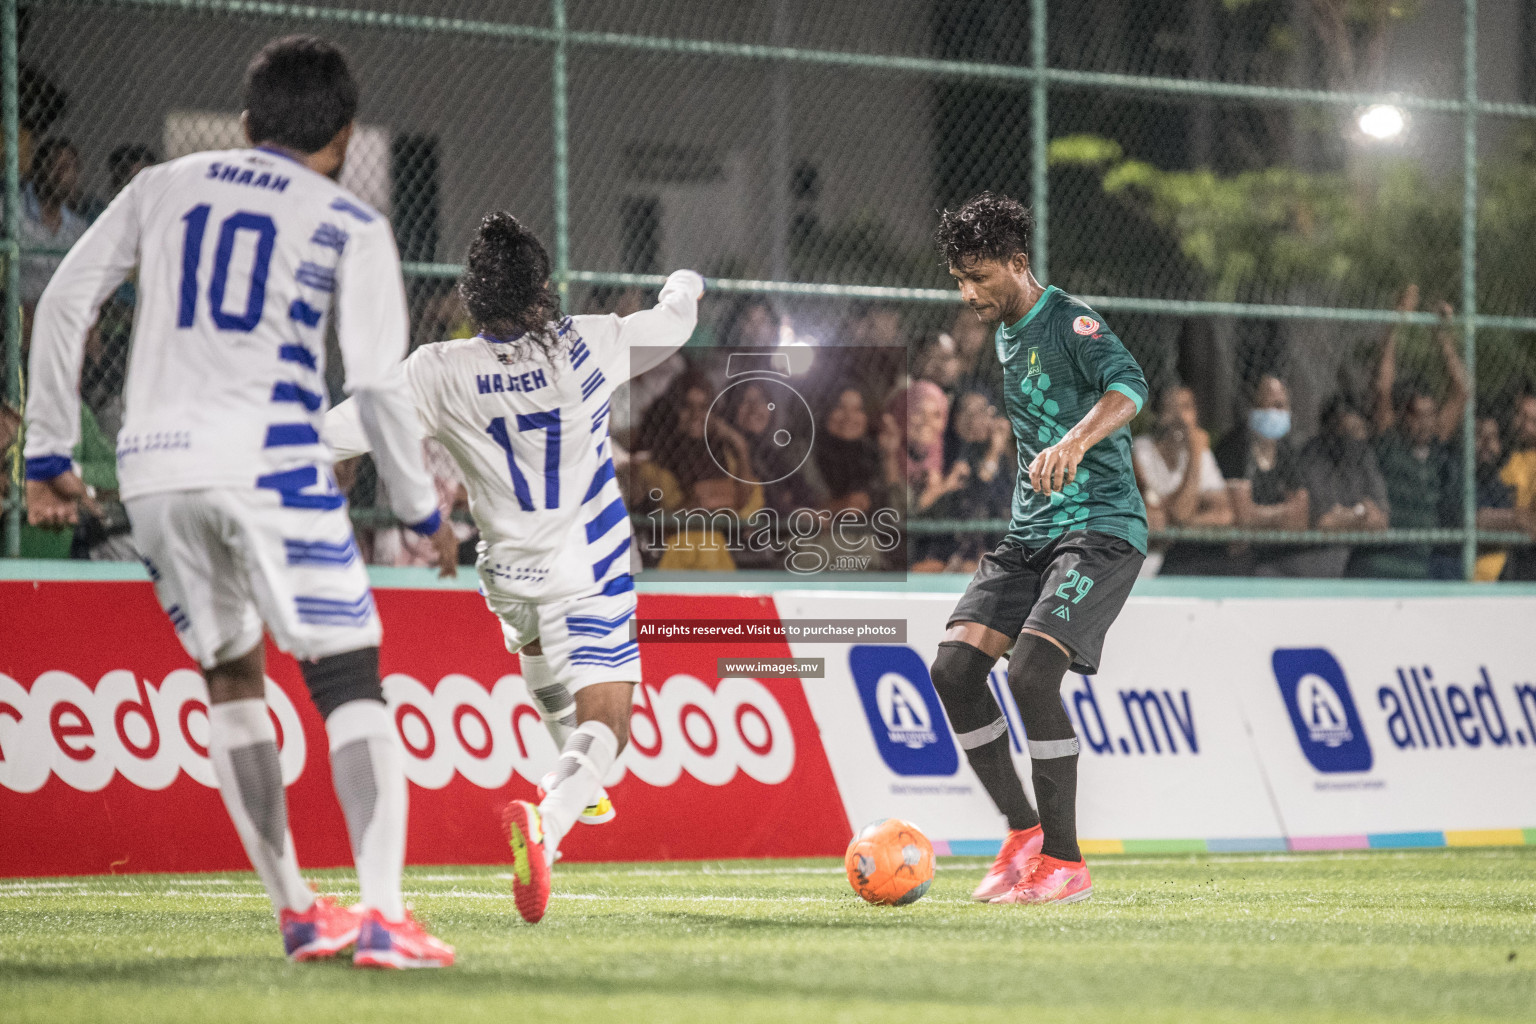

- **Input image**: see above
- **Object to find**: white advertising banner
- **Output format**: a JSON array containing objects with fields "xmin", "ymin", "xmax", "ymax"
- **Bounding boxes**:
[
  {"xmin": 1210, "ymin": 597, "xmax": 1536, "ymax": 842},
  {"xmin": 780, "ymin": 590, "xmax": 1536, "ymax": 851},
  {"xmin": 780, "ymin": 592, "xmax": 1285, "ymax": 849}
]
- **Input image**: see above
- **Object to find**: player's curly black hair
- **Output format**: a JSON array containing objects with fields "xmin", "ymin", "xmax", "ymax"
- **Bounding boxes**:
[
  {"xmin": 934, "ymin": 191, "xmax": 1032, "ymax": 268},
  {"xmin": 458, "ymin": 211, "xmax": 565, "ymax": 362}
]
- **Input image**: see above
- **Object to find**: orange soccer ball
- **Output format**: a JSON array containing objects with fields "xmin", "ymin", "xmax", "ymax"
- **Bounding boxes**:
[{"xmin": 844, "ymin": 818, "xmax": 935, "ymax": 906}]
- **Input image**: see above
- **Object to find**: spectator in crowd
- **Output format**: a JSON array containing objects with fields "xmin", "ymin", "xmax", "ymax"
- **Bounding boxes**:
[
  {"xmin": 890, "ymin": 380, "xmax": 962, "ymax": 515},
  {"xmin": 844, "ymin": 303, "xmax": 904, "ymax": 348},
  {"xmin": 815, "ymin": 384, "xmax": 884, "ymax": 512},
  {"xmin": 937, "ymin": 389, "xmax": 1015, "ymax": 572},
  {"xmin": 1133, "ymin": 384, "xmax": 1233, "ymax": 574},
  {"xmin": 719, "ymin": 296, "xmax": 780, "ymax": 348},
  {"xmin": 1358, "ymin": 290, "xmax": 1468, "ymax": 578},
  {"xmin": 914, "ymin": 332, "xmax": 961, "ymax": 396},
  {"xmin": 410, "ymin": 279, "xmax": 474, "ymax": 349},
  {"xmin": 19, "ymin": 136, "xmax": 88, "ymax": 340},
  {"xmin": 1498, "ymin": 394, "xmax": 1536, "ymax": 580},
  {"xmin": 1298, "ymin": 399, "xmax": 1390, "ymax": 577},
  {"xmin": 71, "ymin": 143, "xmax": 158, "ymax": 223},
  {"xmin": 805, "ymin": 383, "xmax": 906, "ymax": 573},
  {"xmin": 889, "ymin": 380, "xmax": 968, "ymax": 571},
  {"xmin": 948, "ymin": 306, "xmax": 1003, "ymax": 401},
  {"xmin": 0, "ymin": 399, "xmax": 18, "ymax": 506},
  {"xmin": 587, "ymin": 285, "xmax": 647, "ymax": 319},
  {"xmin": 721, "ymin": 377, "xmax": 824, "ymax": 514},
  {"xmin": 1215, "ymin": 373, "xmax": 1312, "ymax": 576},
  {"xmin": 633, "ymin": 369, "xmax": 762, "ymax": 570},
  {"xmin": 1470, "ymin": 415, "xmax": 1536, "ymax": 581},
  {"xmin": 108, "ymin": 143, "xmax": 157, "ymax": 194}
]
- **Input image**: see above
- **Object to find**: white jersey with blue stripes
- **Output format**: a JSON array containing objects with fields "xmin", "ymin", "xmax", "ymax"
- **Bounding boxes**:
[
  {"xmin": 326, "ymin": 270, "xmax": 703, "ymax": 602},
  {"xmin": 24, "ymin": 147, "xmax": 437, "ymax": 528}
]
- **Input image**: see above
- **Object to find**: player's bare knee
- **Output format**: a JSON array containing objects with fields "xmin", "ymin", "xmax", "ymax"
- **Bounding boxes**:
[
  {"xmin": 205, "ymin": 644, "xmax": 266, "ymax": 704},
  {"xmin": 943, "ymin": 621, "xmax": 1013, "ymax": 660},
  {"xmin": 300, "ymin": 646, "xmax": 384, "ymax": 719},
  {"xmin": 523, "ymin": 639, "xmax": 543, "ymax": 656},
  {"xmin": 574, "ymin": 682, "xmax": 636, "ymax": 752}
]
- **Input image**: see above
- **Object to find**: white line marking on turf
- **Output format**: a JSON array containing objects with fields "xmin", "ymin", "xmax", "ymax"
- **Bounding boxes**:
[{"xmin": 0, "ymin": 888, "xmax": 974, "ymax": 907}]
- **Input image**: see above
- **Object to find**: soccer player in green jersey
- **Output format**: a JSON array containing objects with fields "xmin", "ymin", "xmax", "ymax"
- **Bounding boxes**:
[{"xmin": 928, "ymin": 192, "xmax": 1149, "ymax": 906}]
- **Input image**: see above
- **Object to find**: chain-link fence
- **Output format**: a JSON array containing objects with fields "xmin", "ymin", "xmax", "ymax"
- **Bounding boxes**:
[{"xmin": 5, "ymin": 0, "xmax": 1536, "ymax": 579}]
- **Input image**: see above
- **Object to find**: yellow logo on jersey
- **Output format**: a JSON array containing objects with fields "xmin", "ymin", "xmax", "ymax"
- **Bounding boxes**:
[{"xmin": 1027, "ymin": 347, "xmax": 1041, "ymax": 377}]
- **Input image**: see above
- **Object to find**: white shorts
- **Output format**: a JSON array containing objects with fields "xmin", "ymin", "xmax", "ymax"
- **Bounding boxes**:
[
  {"xmin": 127, "ymin": 488, "xmax": 381, "ymax": 669},
  {"xmin": 479, "ymin": 571, "xmax": 640, "ymax": 693}
]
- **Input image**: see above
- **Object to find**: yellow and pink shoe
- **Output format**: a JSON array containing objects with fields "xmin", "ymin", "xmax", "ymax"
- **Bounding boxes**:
[
  {"xmin": 992, "ymin": 853, "xmax": 1093, "ymax": 905},
  {"xmin": 504, "ymin": 799, "xmax": 553, "ymax": 924}
]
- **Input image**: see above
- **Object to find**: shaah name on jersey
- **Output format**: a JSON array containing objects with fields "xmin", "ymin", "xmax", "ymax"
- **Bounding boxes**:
[
  {"xmin": 205, "ymin": 162, "xmax": 290, "ymax": 193},
  {"xmin": 476, "ymin": 368, "xmax": 551, "ymax": 395}
]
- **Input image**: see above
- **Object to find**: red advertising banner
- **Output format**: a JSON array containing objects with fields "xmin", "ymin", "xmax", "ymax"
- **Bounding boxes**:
[{"xmin": 0, "ymin": 582, "xmax": 851, "ymax": 877}]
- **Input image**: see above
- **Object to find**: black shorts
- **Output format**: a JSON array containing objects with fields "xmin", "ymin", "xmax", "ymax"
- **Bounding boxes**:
[{"xmin": 947, "ymin": 531, "xmax": 1143, "ymax": 674}]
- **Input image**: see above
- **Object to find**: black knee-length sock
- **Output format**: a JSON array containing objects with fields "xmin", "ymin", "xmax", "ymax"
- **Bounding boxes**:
[
  {"xmin": 930, "ymin": 641, "xmax": 1040, "ymax": 831},
  {"xmin": 1007, "ymin": 634, "xmax": 1081, "ymax": 862}
]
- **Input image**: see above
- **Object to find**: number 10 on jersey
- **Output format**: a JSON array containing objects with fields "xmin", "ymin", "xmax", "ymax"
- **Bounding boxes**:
[
  {"xmin": 486, "ymin": 413, "xmax": 561, "ymax": 511},
  {"xmin": 178, "ymin": 204, "xmax": 277, "ymax": 332}
]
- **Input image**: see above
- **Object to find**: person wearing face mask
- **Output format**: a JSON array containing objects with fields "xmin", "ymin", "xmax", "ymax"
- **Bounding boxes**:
[
  {"xmin": 1297, "ymin": 399, "xmax": 1390, "ymax": 577},
  {"xmin": 1214, "ymin": 374, "xmax": 1311, "ymax": 576}
]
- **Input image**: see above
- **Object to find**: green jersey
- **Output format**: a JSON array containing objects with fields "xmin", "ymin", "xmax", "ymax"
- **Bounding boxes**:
[{"xmin": 996, "ymin": 285, "xmax": 1150, "ymax": 553}]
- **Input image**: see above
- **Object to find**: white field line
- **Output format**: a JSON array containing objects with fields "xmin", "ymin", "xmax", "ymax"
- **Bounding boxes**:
[
  {"xmin": 1, "ymin": 847, "xmax": 1515, "ymax": 895},
  {"xmin": 0, "ymin": 888, "xmax": 982, "ymax": 907}
]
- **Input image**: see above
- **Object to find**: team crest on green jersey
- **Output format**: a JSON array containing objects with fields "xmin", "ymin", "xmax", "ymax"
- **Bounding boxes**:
[{"xmin": 1026, "ymin": 347, "xmax": 1041, "ymax": 378}]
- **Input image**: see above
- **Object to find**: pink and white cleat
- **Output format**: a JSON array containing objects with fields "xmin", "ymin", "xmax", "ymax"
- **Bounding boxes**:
[
  {"xmin": 992, "ymin": 854, "xmax": 1093, "ymax": 905},
  {"xmin": 353, "ymin": 908, "xmax": 455, "ymax": 969},
  {"xmin": 503, "ymin": 799, "xmax": 552, "ymax": 924},
  {"xmin": 971, "ymin": 825, "xmax": 1044, "ymax": 902},
  {"xmin": 279, "ymin": 895, "xmax": 361, "ymax": 961}
]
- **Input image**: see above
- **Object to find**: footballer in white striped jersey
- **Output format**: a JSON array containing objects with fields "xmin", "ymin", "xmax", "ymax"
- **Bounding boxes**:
[
  {"xmin": 326, "ymin": 212, "xmax": 703, "ymax": 922},
  {"xmin": 23, "ymin": 35, "xmax": 453, "ymax": 966}
]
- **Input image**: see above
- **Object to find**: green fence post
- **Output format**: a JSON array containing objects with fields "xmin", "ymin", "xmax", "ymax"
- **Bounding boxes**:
[
  {"xmin": 3, "ymin": 0, "xmax": 19, "ymax": 559},
  {"xmin": 1030, "ymin": 0, "xmax": 1048, "ymax": 283},
  {"xmin": 1461, "ymin": 0, "xmax": 1479, "ymax": 581},
  {"xmin": 552, "ymin": 0, "xmax": 570, "ymax": 298}
]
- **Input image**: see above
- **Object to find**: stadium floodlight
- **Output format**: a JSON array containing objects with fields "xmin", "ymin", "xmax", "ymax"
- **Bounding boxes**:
[{"xmin": 1356, "ymin": 103, "xmax": 1407, "ymax": 142}]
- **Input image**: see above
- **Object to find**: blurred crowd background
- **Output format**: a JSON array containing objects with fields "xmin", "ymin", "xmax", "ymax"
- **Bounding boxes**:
[{"xmin": 5, "ymin": 0, "xmax": 1536, "ymax": 579}]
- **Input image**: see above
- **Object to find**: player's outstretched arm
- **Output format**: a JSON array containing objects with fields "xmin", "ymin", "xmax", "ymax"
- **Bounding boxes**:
[
  {"xmin": 614, "ymin": 270, "xmax": 705, "ymax": 381},
  {"xmin": 323, "ymin": 395, "xmax": 373, "ymax": 460},
  {"xmin": 333, "ymin": 217, "xmax": 439, "ymax": 530},
  {"xmin": 22, "ymin": 177, "xmax": 144, "ymax": 522}
]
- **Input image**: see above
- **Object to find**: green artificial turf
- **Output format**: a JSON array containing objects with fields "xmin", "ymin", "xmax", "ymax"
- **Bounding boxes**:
[{"xmin": 2, "ymin": 849, "xmax": 1533, "ymax": 1023}]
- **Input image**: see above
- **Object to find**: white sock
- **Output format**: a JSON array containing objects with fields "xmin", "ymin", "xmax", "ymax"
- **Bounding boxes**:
[
  {"xmin": 208, "ymin": 700, "xmax": 313, "ymax": 915},
  {"xmin": 538, "ymin": 720, "xmax": 619, "ymax": 852},
  {"xmin": 326, "ymin": 699, "xmax": 407, "ymax": 920},
  {"xmin": 521, "ymin": 653, "xmax": 577, "ymax": 750}
]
